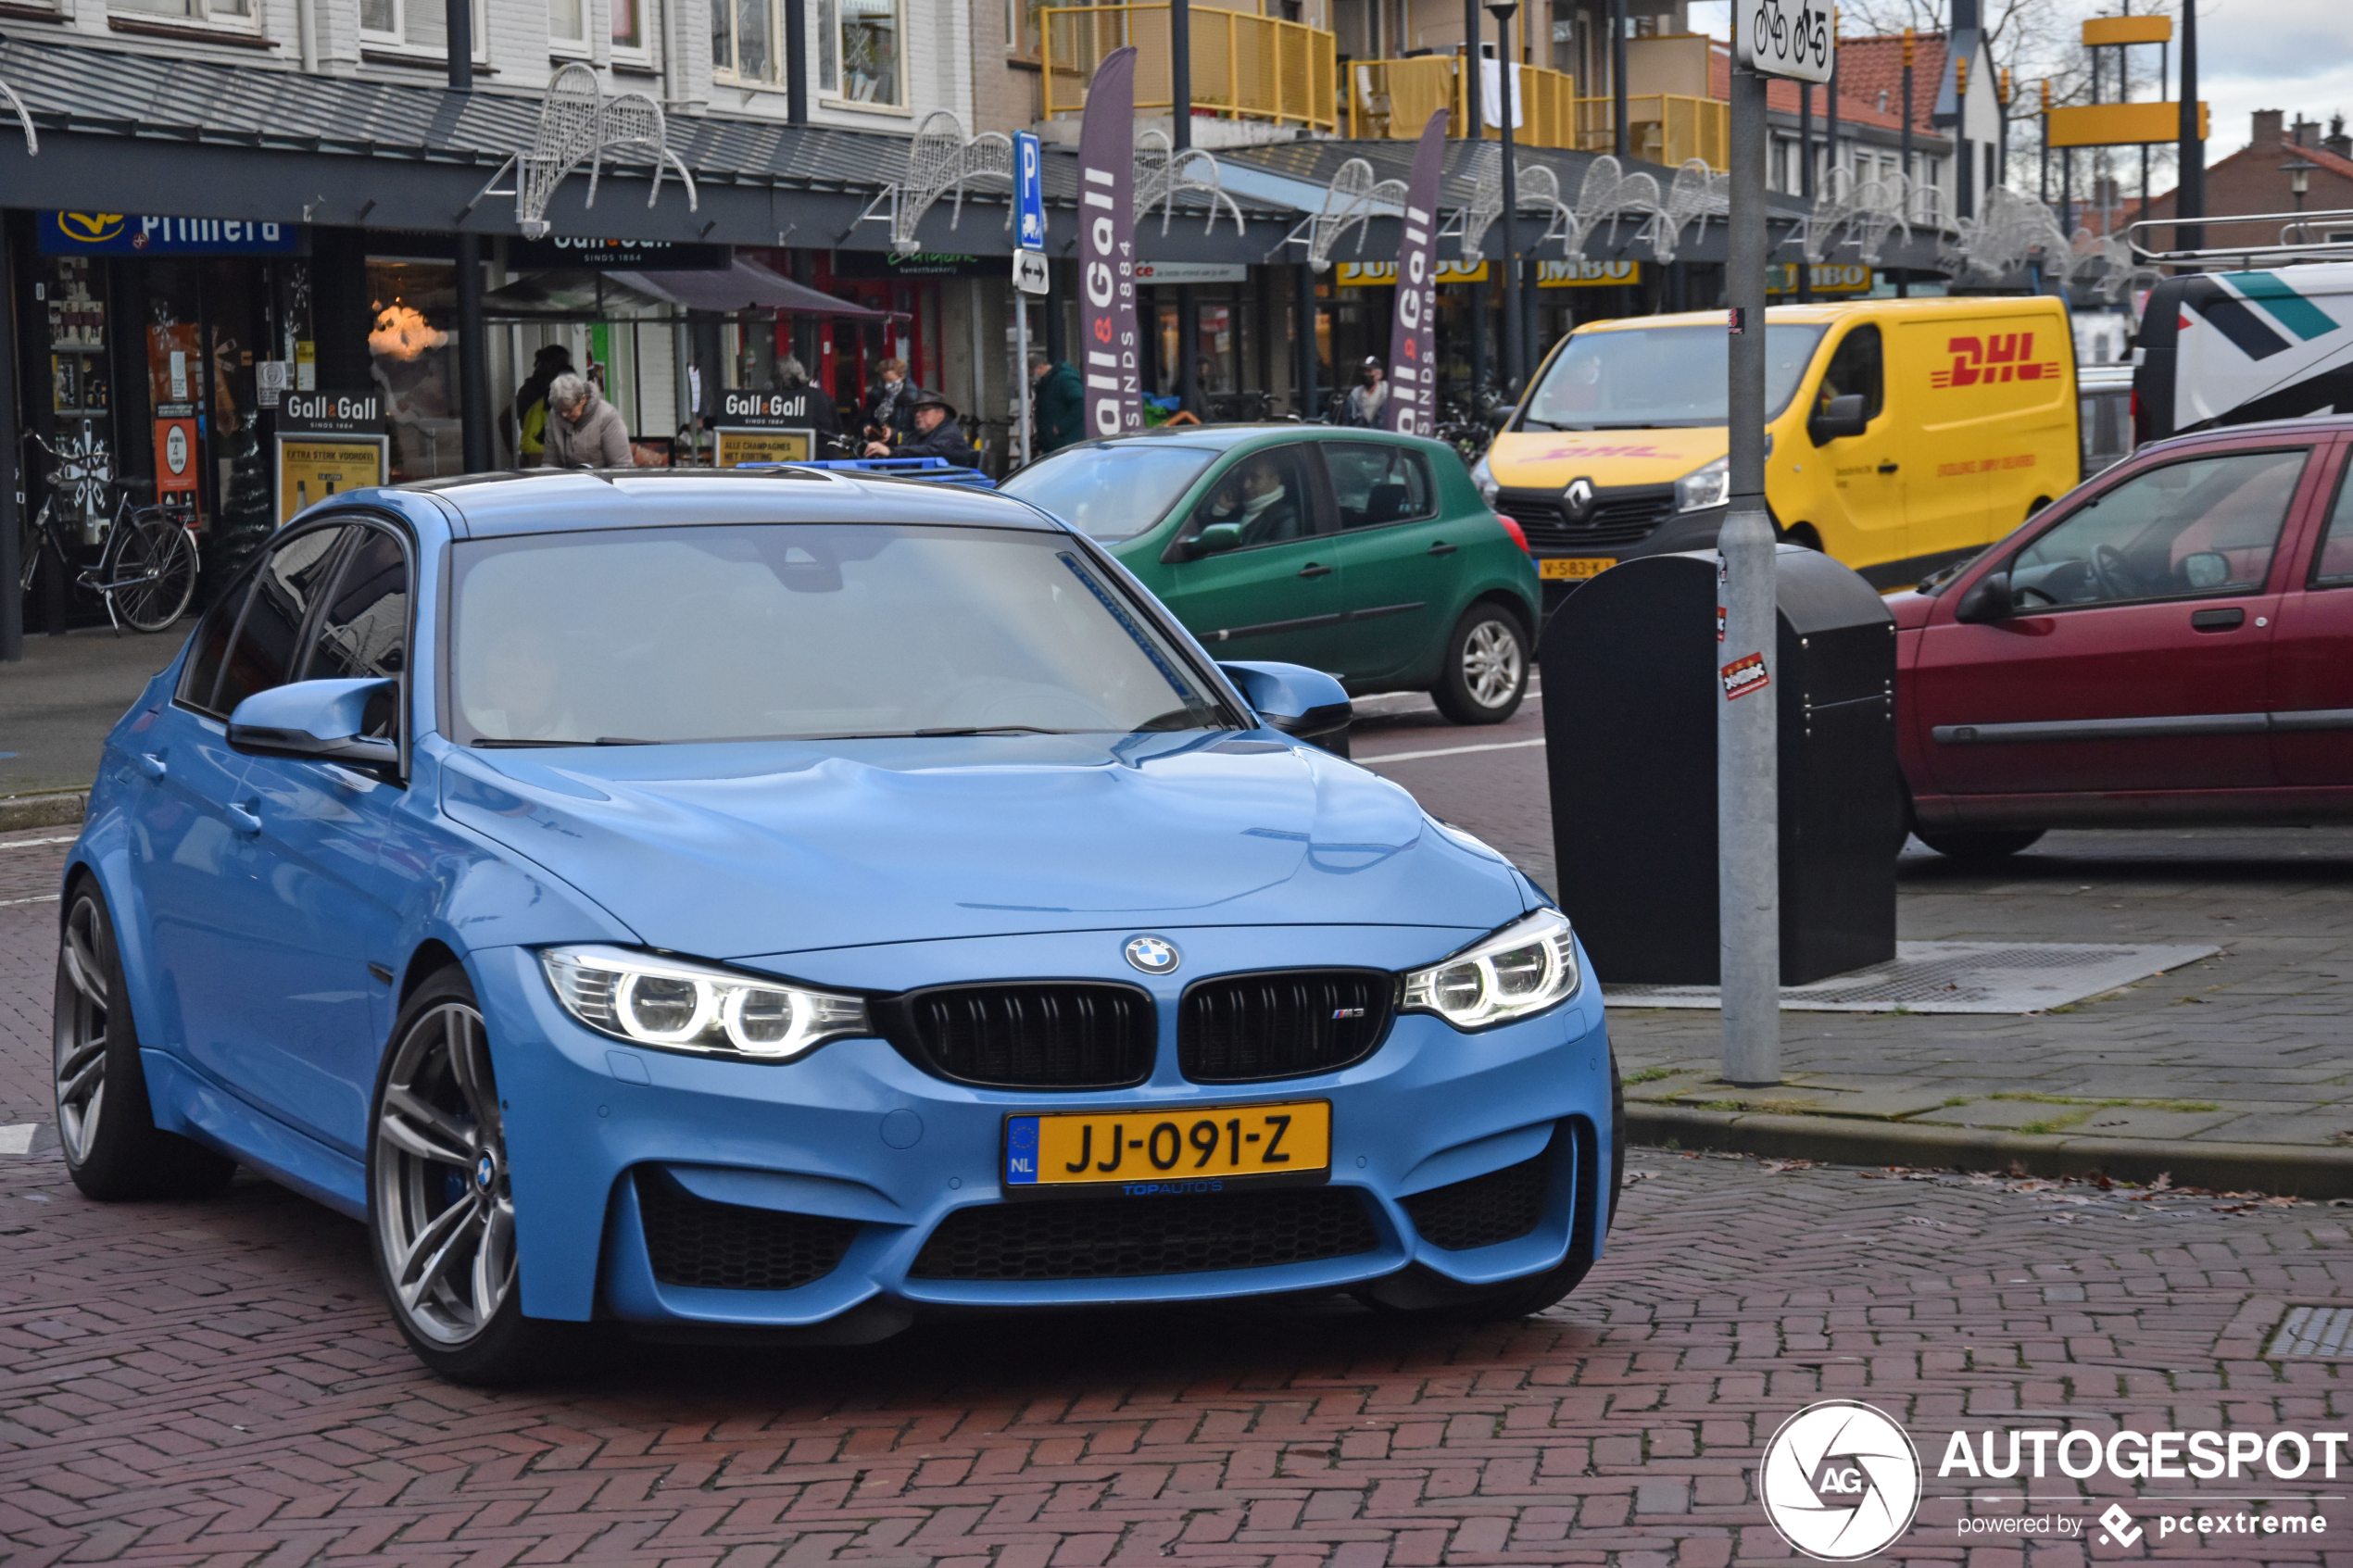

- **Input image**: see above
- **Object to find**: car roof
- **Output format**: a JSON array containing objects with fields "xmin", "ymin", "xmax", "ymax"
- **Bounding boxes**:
[
  {"xmin": 404, "ymin": 467, "xmax": 1068, "ymax": 538},
  {"xmin": 1054, "ymin": 423, "xmax": 1431, "ymax": 455},
  {"xmin": 1576, "ymin": 296, "xmax": 2066, "ymax": 332},
  {"xmin": 2134, "ymin": 411, "xmax": 2353, "ymax": 457}
]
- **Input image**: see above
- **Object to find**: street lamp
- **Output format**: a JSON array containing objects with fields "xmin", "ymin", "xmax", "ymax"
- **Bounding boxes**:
[
  {"xmin": 1485, "ymin": 0, "xmax": 1526, "ymax": 391},
  {"xmin": 2283, "ymin": 157, "xmax": 2317, "ymax": 213}
]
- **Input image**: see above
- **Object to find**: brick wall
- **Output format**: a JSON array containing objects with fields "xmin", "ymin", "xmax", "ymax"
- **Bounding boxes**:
[{"xmin": 2136, "ymin": 111, "xmax": 2353, "ymax": 251}]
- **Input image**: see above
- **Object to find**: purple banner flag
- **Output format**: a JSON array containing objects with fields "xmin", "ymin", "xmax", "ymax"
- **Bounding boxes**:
[
  {"xmin": 1078, "ymin": 46, "xmax": 1143, "ymax": 438},
  {"xmin": 1384, "ymin": 111, "xmax": 1450, "ymax": 437}
]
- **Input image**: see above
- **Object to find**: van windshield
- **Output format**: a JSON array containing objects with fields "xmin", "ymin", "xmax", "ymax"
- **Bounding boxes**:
[{"xmin": 1520, "ymin": 323, "xmax": 1827, "ymax": 431}]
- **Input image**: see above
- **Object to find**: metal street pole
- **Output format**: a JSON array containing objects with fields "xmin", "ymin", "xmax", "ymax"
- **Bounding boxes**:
[
  {"xmin": 1016, "ymin": 297, "xmax": 1033, "ymax": 467},
  {"xmin": 450, "ymin": 0, "xmax": 491, "ymax": 472},
  {"xmin": 1463, "ymin": 0, "xmax": 1483, "ymax": 143},
  {"xmin": 1489, "ymin": 0, "xmax": 1525, "ymax": 392},
  {"xmin": 1612, "ymin": 0, "xmax": 1629, "ymax": 159},
  {"xmin": 2177, "ymin": 0, "xmax": 2203, "ymax": 252},
  {"xmin": 1722, "ymin": 57, "xmax": 1779, "ymax": 1086},
  {"xmin": 1797, "ymin": 82, "xmax": 1814, "ymax": 303},
  {"xmin": 1172, "ymin": 0, "xmax": 1200, "ymax": 421}
]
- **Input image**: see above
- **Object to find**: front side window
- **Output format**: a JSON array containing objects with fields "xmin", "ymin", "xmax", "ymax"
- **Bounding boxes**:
[
  {"xmin": 1176, "ymin": 446, "xmax": 1320, "ymax": 549},
  {"xmin": 448, "ymin": 524, "xmax": 1232, "ymax": 746},
  {"xmin": 208, "ymin": 525, "xmax": 354, "ymax": 717},
  {"xmin": 2009, "ymin": 448, "xmax": 2309, "ymax": 610},
  {"xmin": 1521, "ymin": 323, "xmax": 1825, "ymax": 431},
  {"xmin": 1323, "ymin": 443, "xmax": 1437, "ymax": 529},
  {"xmin": 1813, "ymin": 324, "xmax": 1883, "ymax": 424},
  {"xmin": 2313, "ymin": 458, "xmax": 2353, "ymax": 587},
  {"xmin": 305, "ymin": 528, "xmax": 411, "ymax": 684},
  {"xmin": 998, "ymin": 444, "xmax": 1216, "ymax": 542}
]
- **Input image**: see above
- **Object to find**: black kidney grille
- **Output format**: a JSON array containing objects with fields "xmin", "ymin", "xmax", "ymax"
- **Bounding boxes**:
[
  {"xmin": 1496, "ymin": 486, "xmax": 1677, "ymax": 551},
  {"xmin": 1178, "ymin": 970, "xmax": 1394, "ymax": 1083},
  {"xmin": 634, "ymin": 1169, "xmax": 862, "ymax": 1291},
  {"xmin": 890, "ymin": 983, "xmax": 1154, "ymax": 1089},
  {"xmin": 909, "ymin": 1187, "xmax": 1380, "ymax": 1280},
  {"xmin": 1400, "ymin": 1136, "xmax": 1554, "ymax": 1251}
]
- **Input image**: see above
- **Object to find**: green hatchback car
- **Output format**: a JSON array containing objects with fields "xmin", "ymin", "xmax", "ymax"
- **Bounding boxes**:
[{"xmin": 1000, "ymin": 426, "xmax": 1542, "ymax": 723}]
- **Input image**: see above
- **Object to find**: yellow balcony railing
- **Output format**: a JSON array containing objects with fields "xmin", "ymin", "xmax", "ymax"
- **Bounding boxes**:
[
  {"xmin": 1575, "ymin": 94, "xmax": 1730, "ymax": 171},
  {"xmin": 1042, "ymin": 5, "xmax": 1339, "ymax": 132},
  {"xmin": 1345, "ymin": 56, "xmax": 1578, "ymax": 150}
]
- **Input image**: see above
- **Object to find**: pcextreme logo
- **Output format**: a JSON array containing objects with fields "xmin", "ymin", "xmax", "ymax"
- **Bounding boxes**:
[
  {"xmin": 1930, "ymin": 332, "xmax": 2061, "ymax": 388},
  {"xmin": 1760, "ymin": 1400, "xmax": 1924, "ymax": 1561}
]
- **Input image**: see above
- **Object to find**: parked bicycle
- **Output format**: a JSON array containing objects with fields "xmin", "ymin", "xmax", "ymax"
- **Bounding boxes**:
[{"xmin": 17, "ymin": 432, "xmax": 200, "ymax": 633}]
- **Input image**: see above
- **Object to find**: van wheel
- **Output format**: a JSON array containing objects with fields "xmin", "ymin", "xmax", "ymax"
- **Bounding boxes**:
[
  {"xmin": 2026, "ymin": 495, "xmax": 2053, "ymax": 519},
  {"xmin": 1432, "ymin": 605, "xmax": 1529, "ymax": 724},
  {"xmin": 1915, "ymin": 828, "xmax": 2045, "ymax": 864},
  {"xmin": 1784, "ymin": 521, "xmax": 1824, "ymax": 551}
]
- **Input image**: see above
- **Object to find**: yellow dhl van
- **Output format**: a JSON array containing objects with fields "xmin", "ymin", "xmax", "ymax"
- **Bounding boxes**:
[{"xmin": 1471, "ymin": 295, "xmax": 2079, "ymax": 595}]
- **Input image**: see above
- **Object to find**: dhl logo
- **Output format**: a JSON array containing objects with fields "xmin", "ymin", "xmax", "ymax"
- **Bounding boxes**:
[{"xmin": 1930, "ymin": 332, "xmax": 2060, "ymax": 388}]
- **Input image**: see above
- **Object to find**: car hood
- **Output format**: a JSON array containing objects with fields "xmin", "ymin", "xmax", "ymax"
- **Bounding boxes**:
[{"xmin": 435, "ymin": 733, "xmax": 1528, "ymax": 960}]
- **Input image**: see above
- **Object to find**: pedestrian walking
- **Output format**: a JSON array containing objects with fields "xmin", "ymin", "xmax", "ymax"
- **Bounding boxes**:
[
  {"xmin": 540, "ymin": 372, "xmax": 634, "ymax": 469},
  {"xmin": 1029, "ymin": 352, "xmax": 1084, "ymax": 454},
  {"xmin": 508, "ymin": 344, "xmax": 573, "ymax": 467},
  {"xmin": 1345, "ymin": 358, "xmax": 1389, "ymax": 427}
]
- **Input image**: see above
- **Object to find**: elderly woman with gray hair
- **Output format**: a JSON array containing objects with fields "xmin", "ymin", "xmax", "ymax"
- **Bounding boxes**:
[{"xmin": 540, "ymin": 372, "xmax": 634, "ymax": 469}]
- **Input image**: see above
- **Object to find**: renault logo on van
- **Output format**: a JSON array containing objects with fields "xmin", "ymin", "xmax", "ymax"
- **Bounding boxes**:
[{"xmin": 1563, "ymin": 477, "xmax": 1597, "ymax": 521}]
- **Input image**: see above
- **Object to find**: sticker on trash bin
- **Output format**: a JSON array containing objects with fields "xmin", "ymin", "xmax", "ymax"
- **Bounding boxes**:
[
  {"xmin": 1716, "ymin": 605, "xmax": 1727, "ymax": 643},
  {"xmin": 1721, "ymin": 651, "xmax": 1769, "ymax": 699}
]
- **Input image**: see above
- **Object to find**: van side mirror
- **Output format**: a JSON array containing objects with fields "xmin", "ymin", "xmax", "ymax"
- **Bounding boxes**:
[
  {"xmin": 1182, "ymin": 522, "xmax": 1245, "ymax": 559},
  {"xmin": 1808, "ymin": 394, "xmax": 1870, "ymax": 445},
  {"xmin": 1954, "ymin": 572, "xmax": 2015, "ymax": 624},
  {"xmin": 229, "ymin": 677, "xmax": 401, "ymax": 769}
]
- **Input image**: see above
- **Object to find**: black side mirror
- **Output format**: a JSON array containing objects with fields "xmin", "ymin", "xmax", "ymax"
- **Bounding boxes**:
[
  {"xmin": 1808, "ymin": 393, "xmax": 1869, "ymax": 445},
  {"xmin": 1954, "ymin": 571, "xmax": 2015, "ymax": 624}
]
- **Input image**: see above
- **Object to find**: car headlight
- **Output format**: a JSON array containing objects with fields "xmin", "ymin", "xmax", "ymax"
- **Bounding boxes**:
[
  {"xmin": 1676, "ymin": 455, "xmax": 1730, "ymax": 513},
  {"xmin": 1401, "ymin": 908, "xmax": 1582, "ymax": 1030},
  {"xmin": 539, "ymin": 945, "xmax": 870, "ymax": 1060},
  {"xmin": 1469, "ymin": 452, "xmax": 1500, "ymax": 508}
]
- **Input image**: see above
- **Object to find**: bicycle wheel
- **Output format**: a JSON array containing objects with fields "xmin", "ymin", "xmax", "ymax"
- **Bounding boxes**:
[{"xmin": 109, "ymin": 514, "xmax": 198, "ymax": 633}]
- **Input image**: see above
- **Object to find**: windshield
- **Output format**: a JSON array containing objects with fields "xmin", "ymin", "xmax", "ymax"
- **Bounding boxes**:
[
  {"xmin": 1521, "ymin": 323, "xmax": 1827, "ymax": 430},
  {"xmin": 999, "ymin": 443, "xmax": 1217, "ymax": 541},
  {"xmin": 448, "ymin": 523, "xmax": 1233, "ymax": 746}
]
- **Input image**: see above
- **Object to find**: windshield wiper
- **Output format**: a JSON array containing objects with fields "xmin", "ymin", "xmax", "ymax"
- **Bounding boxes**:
[{"xmin": 910, "ymin": 725, "xmax": 1071, "ymax": 736}]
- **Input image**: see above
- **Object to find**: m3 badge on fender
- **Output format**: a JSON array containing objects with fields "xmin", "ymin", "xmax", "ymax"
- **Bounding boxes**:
[{"xmin": 1124, "ymin": 935, "xmax": 1180, "ymax": 974}]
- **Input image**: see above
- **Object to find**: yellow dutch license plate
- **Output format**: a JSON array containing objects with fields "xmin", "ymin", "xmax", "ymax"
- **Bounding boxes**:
[
  {"xmin": 1003, "ymin": 1100, "xmax": 1331, "ymax": 1193},
  {"xmin": 1540, "ymin": 556, "xmax": 1617, "ymax": 581}
]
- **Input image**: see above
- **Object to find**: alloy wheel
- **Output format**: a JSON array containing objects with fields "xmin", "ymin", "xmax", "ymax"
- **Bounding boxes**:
[
  {"xmin": 372, "ymin": 1002, "xmax": 516, "ymax": 1345},
  {"xmin": 54, "ymin": 894, "xmax": 110, "ymax": 1164},
  {"xmin": 1461, "ymin": 619, "xmax": 1525, "ymax": 709}
]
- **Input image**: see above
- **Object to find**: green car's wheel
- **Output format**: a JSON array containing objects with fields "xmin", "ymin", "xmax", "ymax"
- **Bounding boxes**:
[{"xmin": 1432, "ymin": 604, "xmax": 1529, "ymax": 724}]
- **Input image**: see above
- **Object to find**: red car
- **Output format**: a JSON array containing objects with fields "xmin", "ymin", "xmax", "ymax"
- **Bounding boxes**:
[{"xmin": 1894, "ymin": 413, "xmax": 2353, "ymax": 861}]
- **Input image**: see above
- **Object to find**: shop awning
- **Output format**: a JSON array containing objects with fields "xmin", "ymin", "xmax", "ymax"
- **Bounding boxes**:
[
  {"xmin": 630, "ymin": 259, "xmax": 892, "ymax": 318},
  {"xmin": 481, "ymin": 260, "xmax": 891, "ymax": 321}
]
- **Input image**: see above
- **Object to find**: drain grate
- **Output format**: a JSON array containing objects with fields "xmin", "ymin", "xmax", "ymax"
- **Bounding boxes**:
[
  {"xmin": 2270, "ymin": 1307, "xmax": 2353, "ymax": 1359},
  {"xmin": 1604, "ymin": 941, "xmax": 2219, "ymax": 1015}
]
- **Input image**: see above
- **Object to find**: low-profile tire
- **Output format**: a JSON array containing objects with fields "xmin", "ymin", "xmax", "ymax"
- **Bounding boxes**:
[
  {"xmin": 54, "ymin": 879, "xmax": 237, "ymax": 1201},
  {"xmin": 368, "ymin": 964, "xmax": 580, "ymax": 1386},
  {"xmin": 1430, "ymin": 603, "xmax": 1529, "ymax": 725},
  {"xmin": 1915, "ymin": 828, "xmax": 2045, "ymax": 864}
]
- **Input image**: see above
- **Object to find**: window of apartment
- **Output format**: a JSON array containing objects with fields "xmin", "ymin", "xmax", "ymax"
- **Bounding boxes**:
[
  {"xmin": 553, "ymin": 0, "xmax": 652, "ymax": 52},
  {"xmin": 713, "ymin": 0, "xmax": 776, "ymax": 81},
  {"xmin": 114, "ymin": 0, "xmax": 254, "ymax": 25},
  {"xmin": 1007, "ymin": 0, "xmax": 1041, "ymax": 60},
  {"xmin": 821, "ymin": 0, "xmax": 905, "ymax": 106},
  {"xmin": 550, "ymin": 0, "xmax": 585, "ymax": 43},
  {"xmin": 363, "ymin": 0, "xmax": 488, "ymax": 56}
]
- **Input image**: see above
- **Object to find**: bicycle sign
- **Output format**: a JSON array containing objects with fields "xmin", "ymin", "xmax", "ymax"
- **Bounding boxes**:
[{"xmin": 1737, "ymin": 0, "xmax": 1832, "ymax": 82}]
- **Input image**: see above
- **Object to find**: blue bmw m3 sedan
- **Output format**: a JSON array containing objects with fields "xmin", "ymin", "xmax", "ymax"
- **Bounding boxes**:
[{"xmin": 52, "ymin": 467, "xmax": 1621, "ymax": 1383}]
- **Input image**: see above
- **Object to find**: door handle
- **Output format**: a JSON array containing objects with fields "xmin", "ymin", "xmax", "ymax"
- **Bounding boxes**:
[
  {"xmin": 1427, "ymin": 541, "xmax": 1458, "ymax": 556},
  {"xmin": 137, "ymin": 752, "xmax": 168, "ymax": 781},
  {"xmin": 227, "ymin": 801, "xmax": 262, "ymax": 835},
  {"xmin": 1297, "ymin": 561, "xmax": 1333, "ymax": 578},
  {"xmin": 2190, "ymin": 607, "xmax": 2246, "ymax": 632},
  {"xmin": 1877, "ymin": 462, "xmax": 1900, "ymax": 474}
]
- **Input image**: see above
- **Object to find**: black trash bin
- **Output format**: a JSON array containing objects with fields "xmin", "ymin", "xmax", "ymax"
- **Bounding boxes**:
[{"xmin": 1541, "ymin": 545, "xmax": 1898, "ymax": 986}]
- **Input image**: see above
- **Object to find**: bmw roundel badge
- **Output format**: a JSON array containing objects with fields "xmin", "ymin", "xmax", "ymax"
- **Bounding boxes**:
[{"xmin": 1124, "ymin": 935, "xmax": 1180, "ymax": 974}]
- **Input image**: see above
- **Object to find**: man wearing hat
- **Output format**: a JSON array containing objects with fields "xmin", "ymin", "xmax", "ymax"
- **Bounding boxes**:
[{"xmin": 864, "ymin": 389, "xmax": 977, "ymax": 467}]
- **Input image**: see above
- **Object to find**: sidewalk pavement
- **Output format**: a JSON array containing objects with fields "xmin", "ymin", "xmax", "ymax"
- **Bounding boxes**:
[{"xmin": 0, "ymin": 622, "xmax": 183, "ymax": 809}]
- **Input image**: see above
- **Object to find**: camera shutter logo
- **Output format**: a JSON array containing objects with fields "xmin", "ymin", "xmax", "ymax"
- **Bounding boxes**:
[{"xmin": 1760, "ymin": 1400, "xmax": 1922, "ymax": 1561}]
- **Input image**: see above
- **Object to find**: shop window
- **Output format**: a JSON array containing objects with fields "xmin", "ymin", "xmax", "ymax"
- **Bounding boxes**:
[
  {"xmin": 820, "ymin": 0, "xmax": 905, "ymax": 107},
  {"xmin": 367, "ymin": 260, "xmax": 466, "ymax": 483}
]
